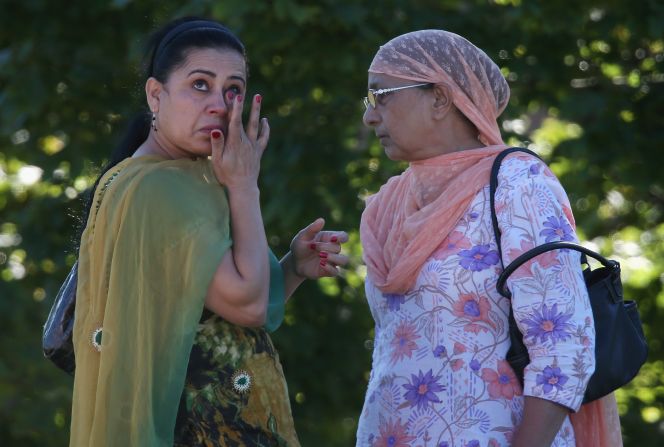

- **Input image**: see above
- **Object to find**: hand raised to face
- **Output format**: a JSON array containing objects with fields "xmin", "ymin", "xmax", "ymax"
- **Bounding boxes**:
[{"xmin": 210, "ymin": 93, "xmax": 269, "ymax": 189}]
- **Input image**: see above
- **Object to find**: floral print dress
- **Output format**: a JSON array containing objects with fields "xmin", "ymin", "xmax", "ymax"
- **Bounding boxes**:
[
  {"xmin": 357, "ymin": 155, "xmax": 595, "ymax": 447},
  {"xmin": 174, "ymin": 313, "xmax": 300, "ymax": 446}
]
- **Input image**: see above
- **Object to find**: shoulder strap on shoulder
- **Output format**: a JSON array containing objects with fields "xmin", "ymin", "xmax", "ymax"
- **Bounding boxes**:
[{"xmin": 489, "ymin": 147, "xmax": 542, "ymax": 269}]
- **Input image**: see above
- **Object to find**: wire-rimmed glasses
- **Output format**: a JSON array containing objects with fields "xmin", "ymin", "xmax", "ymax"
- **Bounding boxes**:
[{"xmin": 363, "ymin": 83, "xmax": 433, "ymax": 109}]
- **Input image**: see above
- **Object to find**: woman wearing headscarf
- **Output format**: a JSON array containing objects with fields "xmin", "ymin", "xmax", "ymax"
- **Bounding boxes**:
[{"xmin": 357, "ymin": 30, "xmax": 622, "ymax": 447}]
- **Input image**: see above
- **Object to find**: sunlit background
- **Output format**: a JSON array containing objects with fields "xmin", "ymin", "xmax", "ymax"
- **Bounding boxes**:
[{"xmin": 1, "ymin": 0, "xmax": 663, "ymax": 445}]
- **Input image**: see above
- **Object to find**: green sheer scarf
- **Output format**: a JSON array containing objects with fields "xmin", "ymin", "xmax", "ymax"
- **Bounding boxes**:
[{"xmin": 70, "ymin": 156, "xmax": 284, "ymax": 446}]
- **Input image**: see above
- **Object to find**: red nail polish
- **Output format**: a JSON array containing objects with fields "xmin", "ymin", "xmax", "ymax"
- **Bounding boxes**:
[
  {"xmin": 237, "ymin": 95, "xmax": 243, "ymax": 103},
  {"xmin": 331, "ymin": 236, "xmax": 338, "ymax": 243},
  {"xmin": 255, "ymin": 94, "xmax": 262, "ymax": 103},
  {"xmin": 226, "ymin": 92, "xmax": 235, "ymax": 102},
  {"xmin": 320, "ymin": 260, "xmax": 327, "ymax": 267},
  {"xmin": 319, "ymin": 252, "xmax": 328, "ymax": 258},
  {"xmin": 309, "ymin": 243, "xmax": 316, "ymax": 250},
  {"xmin": 211, "ymin": 130, "xmax": 222, "ymax": 139}
]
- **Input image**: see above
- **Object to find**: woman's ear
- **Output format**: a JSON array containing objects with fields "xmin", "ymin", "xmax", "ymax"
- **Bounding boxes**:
[
  {"xmin": 431, "ymin": 83, "xmax": 453, "ymax": 120},
  {"xmin": 145, "ymin": 77, "xmax": 162, "ymax": 113}
]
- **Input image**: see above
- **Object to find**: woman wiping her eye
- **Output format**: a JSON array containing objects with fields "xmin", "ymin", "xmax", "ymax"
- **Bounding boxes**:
[{"xmin": 68, "ymin": 16, "xmax": 348, "ymax": 446}]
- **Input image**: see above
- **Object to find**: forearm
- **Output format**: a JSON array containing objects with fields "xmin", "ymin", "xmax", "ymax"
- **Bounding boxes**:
[
  {"xmin": 280, "ymin": 251, "xmax": 306, "ymax": 301},
  {"xmin": 512, "ymin": 396, "xmax": 570, "ymax": 447},
  {"xmin": 226, "ymin": 185, "xmax": 269, "ymax": 297},
  {"xmin": 204, "ymin": 186, "xmax": 269, "ymax": 325},
  {"xmin": 205, "ymin": 92, "xmax": 271, "ymax": 324}
]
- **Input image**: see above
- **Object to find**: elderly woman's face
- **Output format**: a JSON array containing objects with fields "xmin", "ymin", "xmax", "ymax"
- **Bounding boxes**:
[
  {"xmin": 151, "ymin": 47, "xmax": 246, "ymax": 157},
  {"xmin": 362, "ymin": 73, "xmax": 437, "ymax": 162}
]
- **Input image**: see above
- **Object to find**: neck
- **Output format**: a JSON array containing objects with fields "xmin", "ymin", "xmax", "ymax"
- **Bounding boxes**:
[
  {"xmin": 422, "ymin": 135, "xmax": 484, "ymax": 160},
  {"xmin": 431, "ymin": 109, "xmax": 486, "ymax": 155},
  {"xmin": 450, "ymin": 136, "xmax": 485, "ymax": 152},
  {"xmin": 428, "ymin": 122, "xmax": 486, "ymax": 155},
  {"xmin": 133, "ymin": 132, "xmax": 190, "ymax": 160}
]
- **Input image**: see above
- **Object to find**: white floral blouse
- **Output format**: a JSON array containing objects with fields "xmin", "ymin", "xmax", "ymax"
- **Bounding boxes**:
[{"xmin": 357, "ymin": 155, "xmax": 595, "ymax": 447}]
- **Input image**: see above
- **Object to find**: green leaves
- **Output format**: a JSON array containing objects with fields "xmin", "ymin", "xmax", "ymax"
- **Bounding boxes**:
[{"xmin": 1, "ymin": 1, "xmax": 663, "ymax": 445}]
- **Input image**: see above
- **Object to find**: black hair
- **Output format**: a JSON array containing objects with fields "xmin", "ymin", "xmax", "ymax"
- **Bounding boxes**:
[
  {"xmin": 148, "ymin": 18, "xmax": 245, "ymax": 83},
  {"xmin": 74, "ymin": 17, "xmax": 245, "ymax": 250}
]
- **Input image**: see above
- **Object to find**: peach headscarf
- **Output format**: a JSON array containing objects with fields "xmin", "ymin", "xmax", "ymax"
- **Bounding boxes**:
[
  {"xmin": 368, "ymin": 29, "xmax": 510, "ymax": 146},
  {"xmin": 361, "ymin": 30, "xmax": 509, "ymax": 294},
  {"xmin": 360, "ymin": 30, "xmax": 622, "ymax": 447}
]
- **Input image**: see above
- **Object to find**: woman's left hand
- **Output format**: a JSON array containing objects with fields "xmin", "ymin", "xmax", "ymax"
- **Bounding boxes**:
[{"xmin": 290, "ymin": 218, "xmax": 349, "ymax": 279}]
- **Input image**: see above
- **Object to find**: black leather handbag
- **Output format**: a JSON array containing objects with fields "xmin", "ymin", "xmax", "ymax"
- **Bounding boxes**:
[
  {"xmin": 489, "ymin": 147, "xmax": 648, "ymax": 404},
  {"xmin": 43, "ymin": 167, "xmax": 121, "ymax": 374},
  {"xmin": 42, "ymin": 261, "xmax": 78, "ymax": 375}
]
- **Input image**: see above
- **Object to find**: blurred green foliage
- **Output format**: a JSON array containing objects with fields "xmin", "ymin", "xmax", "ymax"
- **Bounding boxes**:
[{"xmin": 1, "ymin": 0, "xmax": 663, "ymax": 445}]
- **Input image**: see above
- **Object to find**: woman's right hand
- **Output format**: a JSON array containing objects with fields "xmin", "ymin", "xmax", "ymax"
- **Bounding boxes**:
[
  {"xmin": 205, "ymin": 93, "xmax": 271, "ymax": 326},
  {"xmin": 211, "ymin": 94, "xmax": 269, "ymax": 189}
]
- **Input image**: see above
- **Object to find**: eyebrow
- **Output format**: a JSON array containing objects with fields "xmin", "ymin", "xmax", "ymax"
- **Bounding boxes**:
[{"xmin": 187, "ymin": 69, "xmax": 246, "ymax": 86}]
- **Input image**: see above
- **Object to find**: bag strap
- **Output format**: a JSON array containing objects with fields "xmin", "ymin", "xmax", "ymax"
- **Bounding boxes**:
[
  {"xmin": 489, "ymin": 147, "xmax": 616, "ymax": 298},
  {"xmin": 496, "ymin": 241, "xmax": 618, "ymax": 297},
  {"xmin": 489, "ymin": 147, "xmax": 542, "ymax": 273}
]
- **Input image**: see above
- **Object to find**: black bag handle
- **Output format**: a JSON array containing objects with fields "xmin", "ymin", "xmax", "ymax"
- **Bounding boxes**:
[
  {"xmin": 489, "ymin": 147, "xmax": 598, "ymax": 296},
  {"xmin": 496, "ymin": 241, "xmax": 618, "ymax": 297},
  {"xmin": 489, "ymin": 147, "xmax": 646, "ymax": 402}
]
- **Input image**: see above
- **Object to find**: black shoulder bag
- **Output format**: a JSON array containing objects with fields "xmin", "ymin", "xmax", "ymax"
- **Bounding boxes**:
[
  {"xmin": 489, "ymin": 147, "xmax": 648, "ymax": 404},
  {"xmin": 42, "ymin": 165, "xmax": 122, "ymax": 374},
  {"xmin": 42, "ymin": 261, "xmax": 78, "ymax": 375}
]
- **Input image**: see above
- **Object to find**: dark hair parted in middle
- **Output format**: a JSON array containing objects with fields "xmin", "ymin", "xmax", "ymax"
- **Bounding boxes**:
[
  {"xmin": 147, "ymin": 18, "xmax": 246, "ymax": 82},
  {"xmin": 75, "ymin": 17, "xmax": 246, "ymax": 251}
]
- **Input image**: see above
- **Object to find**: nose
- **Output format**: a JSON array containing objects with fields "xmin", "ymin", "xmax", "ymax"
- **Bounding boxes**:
[
  {"xmin": 207, "ymin": 92, "xmax": 230, "ymax": 116},
  {"xmin": 363, "ymin": 105, "xmax": 379, "ymax": 128}
]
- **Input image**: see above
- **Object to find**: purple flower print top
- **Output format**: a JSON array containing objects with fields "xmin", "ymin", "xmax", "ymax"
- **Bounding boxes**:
[{"xmin": 357, "ymin": 155, "xmax": 595, "ymax": 447}]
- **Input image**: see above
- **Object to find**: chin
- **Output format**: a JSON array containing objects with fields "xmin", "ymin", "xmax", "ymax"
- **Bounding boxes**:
[
  {"xmin": 383, "ymin": 146, "xmax": 405, "ymax": 162},
  {"xmin": 193, "ymin": 141, "xmax": 213, "ymax": 155}
]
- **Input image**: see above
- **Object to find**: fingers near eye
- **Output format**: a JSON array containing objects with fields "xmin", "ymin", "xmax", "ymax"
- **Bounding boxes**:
[
  {"xmin": 230, "ymin": 93, "xmax": 244, "ymax": 130},
  {"xmin": 247, "ymin": 94, "xmax": 262, "ymax": 141},
  {"xmin": 257, "ymin": 117, "xmax": 270, "ymax": 152}
]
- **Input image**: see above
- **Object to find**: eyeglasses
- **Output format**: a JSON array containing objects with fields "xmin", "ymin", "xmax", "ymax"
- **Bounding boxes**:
[{"xmin": 363, "ymin": 83, "xmax": 432, "ymax": 109}]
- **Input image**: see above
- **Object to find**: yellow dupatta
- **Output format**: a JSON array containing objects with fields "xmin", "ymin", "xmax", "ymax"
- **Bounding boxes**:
[{"xmin": 71, "ymin": 156, "xmax": 234, "ymax": 446}]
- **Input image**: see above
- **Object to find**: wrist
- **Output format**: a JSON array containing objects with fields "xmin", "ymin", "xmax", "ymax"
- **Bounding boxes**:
[
  {"xmin": 226, "ymin": 183, "xmax": 260, "ymax": 196},
  {"xmin": 283, "ymin": 251, "xmax": 306, "ymax": 281}
]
